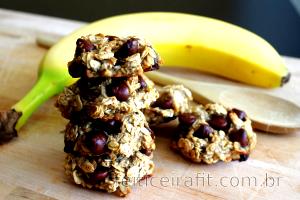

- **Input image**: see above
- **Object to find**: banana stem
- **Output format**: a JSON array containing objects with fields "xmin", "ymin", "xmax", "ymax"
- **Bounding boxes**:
[{"xmin": 12, "ymin": 75, "xmax": 60, "ymax": 130}]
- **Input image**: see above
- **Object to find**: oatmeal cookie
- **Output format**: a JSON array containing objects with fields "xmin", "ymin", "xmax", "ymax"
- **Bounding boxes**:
[
  {"xmin": 63, "ymin": 109, "xmax": 155, "ymax": 158},
  {"xmin": 55, "ymin": 74, "xmax": 158, "ymax": 119},
  {"xmin": 171, "ymin": 104, "xmax": 256, "ymax": 164},
  {"xmin": 64, "ymin": 151, "xmax": 154, "ymax": 196},
  {"xmin": 63, "ymin": 109, "xmax": 155, "ymax": 196},
  {"xmin": 68, "ymin": 34, "xmax": 161, "ymax": 78},
  {"xmin": 143, "ymin": 85, "xmax": 192, "ymax": 125}
]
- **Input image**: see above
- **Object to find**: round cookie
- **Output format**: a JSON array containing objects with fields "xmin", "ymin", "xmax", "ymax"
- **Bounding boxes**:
[
  {"xmin": 63, "ymin": 109, "xmax": 155, "ymax": 196},
  {"xmin": 171, "ymin": 104, "xmax": 256, "ymax": 164},
  {"xmin": 63, "ymin": 109, "xmax": 155, "ymax": 158},
  {"xmin": 64, "ymin": 151, "xmax": 154, "ymax": 196},
  {"xmin": 68, "ymin": 34, "xmax": 162, "ymax": 78},
  {"xmin": 55, "ymin": 74, "xmax": 158, "ymax": 119}
]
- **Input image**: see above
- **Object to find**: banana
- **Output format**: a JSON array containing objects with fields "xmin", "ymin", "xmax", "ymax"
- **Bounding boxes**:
[
  {"xmin": 0, "ymin": 12, "xmax": 290, "ymax": 143},
  {"xmin": 42, "ymin": 12, "xmax": 290, "ymax": 88}
]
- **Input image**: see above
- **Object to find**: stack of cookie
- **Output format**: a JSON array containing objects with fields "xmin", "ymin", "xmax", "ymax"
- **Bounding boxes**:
[{"xmin": 55, "ymin": 34, "xmax": 161, "ymax": 196}]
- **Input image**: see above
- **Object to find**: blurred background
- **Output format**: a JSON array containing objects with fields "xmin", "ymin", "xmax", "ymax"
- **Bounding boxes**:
[{"xmin": 1, "ymin": 0, "xmax": 299, "ymax": 57}]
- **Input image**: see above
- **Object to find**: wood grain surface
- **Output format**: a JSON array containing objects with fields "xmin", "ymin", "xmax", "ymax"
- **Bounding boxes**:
[{"xmin": 0, "ymin": 8, "xmax": 299, "ymax": 200}]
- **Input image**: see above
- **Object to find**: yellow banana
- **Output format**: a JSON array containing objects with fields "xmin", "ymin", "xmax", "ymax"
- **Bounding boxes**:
[
  {"xmin": 0, "ymin": 12, "xmax": 290, "ymax": 143},
  {"xmin": 43, "ymin": 12, "xmax": 289, "ymax": 88}
]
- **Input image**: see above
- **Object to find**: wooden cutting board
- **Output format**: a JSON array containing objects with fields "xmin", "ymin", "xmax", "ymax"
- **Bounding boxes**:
[{"xmin": 0, "ymin": 8, "xmax": 299, "ymax": 200}]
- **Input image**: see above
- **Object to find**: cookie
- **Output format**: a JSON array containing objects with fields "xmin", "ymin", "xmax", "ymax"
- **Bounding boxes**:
[
  {"xmin": 63, "ymin": 109, "xmax": 155, "ymax": 158},
  {"xmin": 171, "ymin": 104, "xmax": 256, "ymax": 164},
  {"xmin": 143, "ymin": 85, "xmax": 192, "ymax": 125},
  {"xmin": 63, "ymin": 109, "xmax": 155, "ymax": 196},
  {"xmin": 64, "ymin": 151, "xmax": 154, "ymax": 196},
  {"xmin": 55, "ymin": 74, "xmax": 158, "ymax": 119},
  {"xmin": 68, "ymin": 34, "xmax": 161, "ymax": 78}
]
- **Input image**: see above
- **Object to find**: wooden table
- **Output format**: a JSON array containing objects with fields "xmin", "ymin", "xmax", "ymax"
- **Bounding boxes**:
[{"xmin": 0, "ymin": 8, "xmax": 299, "ymax": 200}]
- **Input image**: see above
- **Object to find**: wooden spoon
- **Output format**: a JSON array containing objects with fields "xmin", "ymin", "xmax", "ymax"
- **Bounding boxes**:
[{"xmin": 147, "ymin": 71, "xmax": 300, "ymax": 134}]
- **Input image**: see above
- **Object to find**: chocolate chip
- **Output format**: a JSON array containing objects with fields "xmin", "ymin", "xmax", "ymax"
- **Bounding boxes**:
[
  {"xmin": 201, "ymin": 146, "xmax": 207, "ymax": 154},
  {"xmin": 151, "ymin": 62, "xmax": 160, "ymax": 70},
  {"xmin": 152, "ymin": 95, "xmax": 173, "ymax": 109},
  {"xmin": 229, "ymin": 129, "xmax": 249, "ymax": 147},
  {"xmin": 232, "ymin": 108, "xmax": 247, "ymax": 121},
  {"xmin": 208, "ymin": 114, "xmax": 228, "ymax": 131},
  {"xmin": 140, "ymin": 148, "xmax": 152, "ymax": 156},
  {"xmin": 194, "ymin": 124, "xmax": 213, "ymax": 139},
  {"xmin": 88, "ymin": 169, "xmax": 109, "ymax": 183},
  {"xmin": 138, "ymin": 75, "xmax": 147, "ymax": 90},
  {"xmin": 107, "ymin": 35, "xmax": 118, "ymax": 41},
  {"xmin": 75, "ymin": 38, "xmax": 95, "ymax": 56},
  {"xmin": 115, "ymin": 38, "xmax": 139, "ymax": 59},
  {"xmin": 85, "ymin": 131, "xmax": 107, "ymax": 154},
  {"xmin": 61, "ymin": 110, "xmax": 71, "ymax": 120},
  {"xmin": 239, "ymin": 154, "xmax": 249, "ymax": 162},
  {"xmin": 69, "ymin": 111, "xmax": 90, "ymax": 125},
  {"xmin": 160, "ymin": 96, "xmax": 173, "ymax": 109},
  {"xmin": 108, "ymin": 81, "xmax": 130, "ymax": 101},
  {"xmin": 178, "ymin": 113, "xmax": 197, "ymax": 127},
  {"xmin": 107, "ymin": 119, "xmax": 121, "ymax": 132},
  {"xmin": 68, "ymin": 60, "xmax": 86, "ymax": 78},
  {"xmin": 64, "ymin": 139, "xmax": 74, "ymax": 153},
  {"xmin": 103, "ymin": 119, "xmax": 121, "ymax": 135},
  {"xmin": 115, "ymin": 59, "xmax": 125, "ymax": 66},
  {"xmin": 78, "ymin": 78, "xmax": 106, "ymax": 100}
]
